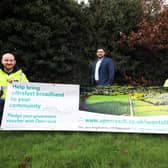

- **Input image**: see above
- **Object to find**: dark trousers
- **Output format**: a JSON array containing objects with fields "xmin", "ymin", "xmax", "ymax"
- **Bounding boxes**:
[{"xmin": 0, "ymin": 98, "xmax": 5, "ymax": 125}]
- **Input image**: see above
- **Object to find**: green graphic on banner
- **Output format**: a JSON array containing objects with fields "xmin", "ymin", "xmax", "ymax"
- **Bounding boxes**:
[{"xmin": 80, "ymin": 86, "xmax": 168, "ymax": 116}]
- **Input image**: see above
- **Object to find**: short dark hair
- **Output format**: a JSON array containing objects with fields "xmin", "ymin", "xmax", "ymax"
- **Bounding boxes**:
[
  {"xmin": 96, "ymin": 47, "xmax": 106, "ymax": 52},
  {"xmin": 1, "ymin": 52, "xmax": 16, "ymax": 60}
]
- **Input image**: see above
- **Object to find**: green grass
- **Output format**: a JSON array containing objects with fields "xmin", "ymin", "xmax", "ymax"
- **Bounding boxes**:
[
  {"xmin": 0, "ymin": 131, "xmax": 168, "ymax": 168},
  {"xmin": 83, "ymin": 95, "xmax": 168, "ymax": 116},
  {"xmin": 133, "ymin": 100, "xmax": 168, "ymax": 116},
  {"xmin": 86, "ymin": 95, "xmax": 128, "ymax": 104},
  {"xmin": 84, "ymin": 95, "xmax": 130, "ymax": 115}
]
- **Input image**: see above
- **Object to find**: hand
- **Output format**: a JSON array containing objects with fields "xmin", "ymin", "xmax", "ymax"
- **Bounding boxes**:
[
  {"xmin": 7, "ymin": 79, "xmax": 13, "ymax": 83},
  {"xmin": 7, "ymin": 79, "xmax": 19, "ymax": 83},
  {"xmin": 0, "ymin": 90, "xmax": 3, "ymax": 97}
]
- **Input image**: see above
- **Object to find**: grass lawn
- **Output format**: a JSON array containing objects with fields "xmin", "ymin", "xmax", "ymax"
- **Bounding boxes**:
[
  {"xmin": 0, "ymin": 131, "xmax": 168, "ymax": 168},
  {"xmin": 133, "ymin": 100, "xmax": 168, "ymax": 116},
  {"xmin": 84, "ymin": 95, "xmax": 130, "ymax": 115},
  {"xmin": 83, "ymin": 95, "xmax": 168, "ymax": 116},
  {"xmin": 86, "ymin": 95, "xmax": 128, "ymax": 104}
]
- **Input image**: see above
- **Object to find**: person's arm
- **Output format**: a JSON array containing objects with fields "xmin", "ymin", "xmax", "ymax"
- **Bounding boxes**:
[
  {"xmin": 90, "ymin": 62, "xmax": 95, "ymax": 85},
  {"xmin": 107, "ymin": 58, "xmax": 115, "ymax": 85},
  {"xmin": 0, "ymin": 86, "xmax": 3, "ymax": 97},
  {"xmin": 163, "ymin": 79, "xmax": 168, "ymax": 87},
  {"xmin": 20, "ymin": 70, "xmax": 29, "ymax": 82}
]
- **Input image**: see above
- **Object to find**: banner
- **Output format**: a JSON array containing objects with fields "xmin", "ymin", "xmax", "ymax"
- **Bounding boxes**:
[
  {"xmin": 1, "ymin": 82, "xmax": 80, "ymax": 130},
  {"xmin": 1, "ymin": 83, "xmax": 168, "ymax": 134},
  {"xmin": 79, "ymin": 86, "xmax": 168, "ymax": 134}
]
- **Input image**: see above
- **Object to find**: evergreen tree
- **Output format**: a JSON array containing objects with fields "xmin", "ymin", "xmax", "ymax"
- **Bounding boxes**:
[{"xmin": 0, "ymin": 0, "xmax": 92, "ymax": 84}]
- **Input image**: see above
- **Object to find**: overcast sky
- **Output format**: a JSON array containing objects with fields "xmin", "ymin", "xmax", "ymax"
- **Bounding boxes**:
[
  {"xmin": 76, "ymin": 0, "xmax": 88, "ymax": 3},
  {"xmin": 77, "ymin": 0, "xmax": 168, "ymax": 5}
]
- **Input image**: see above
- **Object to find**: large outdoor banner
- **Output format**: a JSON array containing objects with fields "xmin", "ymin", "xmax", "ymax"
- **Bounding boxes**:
[
  {"xmin": 1, "ymin": 82, "xmax": 80, "ymax": 130},
  {"xmin": 1, "ymin": 82, "xmax": 168, "ymax": 134}
]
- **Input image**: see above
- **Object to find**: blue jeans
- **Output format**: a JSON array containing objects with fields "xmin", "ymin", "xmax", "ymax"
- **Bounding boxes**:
[{"xmin": 0, "ymin": 98, "xmax": 5, "ymax": 124}]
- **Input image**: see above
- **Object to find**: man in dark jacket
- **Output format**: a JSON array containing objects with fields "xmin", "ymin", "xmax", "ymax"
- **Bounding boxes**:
[{"xmin": 90, "ymin": 48, "xmax": 115, "ymax": 86}]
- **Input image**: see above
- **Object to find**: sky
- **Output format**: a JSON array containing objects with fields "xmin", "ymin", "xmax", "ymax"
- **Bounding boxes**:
[
  {"xmin": 76, "ymin": 0, "xmax": 88, "ymax": 4},
  {"xmin": 77, "ymin": 0, "xmax": 168, "ymax": 4}
]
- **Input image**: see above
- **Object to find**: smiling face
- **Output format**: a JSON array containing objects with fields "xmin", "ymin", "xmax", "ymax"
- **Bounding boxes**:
[
  {"xmin": 96, "ymin": 48, "xmax": 105, "ymax": 58},
  {"xmin": 1, "ymin": 53, "xmax": 16, "ymax": 71}
]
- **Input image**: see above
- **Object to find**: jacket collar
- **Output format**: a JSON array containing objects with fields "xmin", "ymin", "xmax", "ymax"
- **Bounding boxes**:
[{"xmin": 0, "ymin": 65, "xmax": 20, "ymax": 75}]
